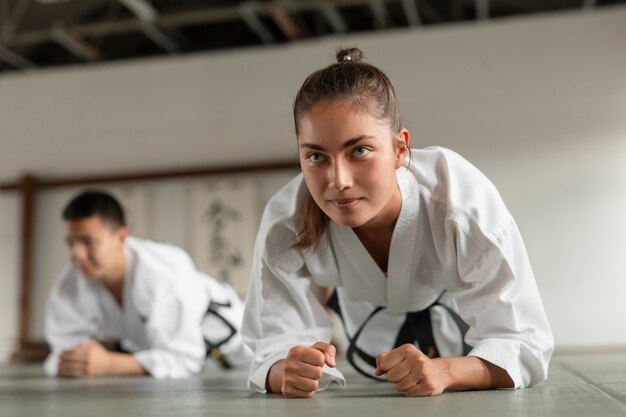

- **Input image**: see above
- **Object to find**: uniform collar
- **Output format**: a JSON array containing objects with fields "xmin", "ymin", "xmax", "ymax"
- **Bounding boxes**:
[{"xmin": 330, "ymin": 167, "xmax": 438, "ymax": 312}]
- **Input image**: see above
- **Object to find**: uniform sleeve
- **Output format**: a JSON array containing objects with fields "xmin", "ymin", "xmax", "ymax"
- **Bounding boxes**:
[
  {"xmin": 451, "ymin": 218, "xmax": 554, "ymax": 388},
  {"xmin": 43, "ymin": 274, "xmax": 98, "ymax": 376},
  {"xmin": 241, "ymin": 245, "xmax": 346, "ymax": 393},
  {"xmin": 133, "ymin": 280, "xmax": 208, "ymax": 379}
]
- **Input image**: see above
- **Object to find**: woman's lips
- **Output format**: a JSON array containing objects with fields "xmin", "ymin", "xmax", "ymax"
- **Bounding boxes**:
[{"xmin": 330, "ymin": 198, "xmax": 361, "ymax": 209}]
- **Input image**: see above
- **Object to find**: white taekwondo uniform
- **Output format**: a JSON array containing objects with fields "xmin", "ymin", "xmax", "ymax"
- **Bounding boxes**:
[
  {"xmin": 242, "ymin": 146, "xmax": 554, "ymax": 392},
  {"xmin": 44, "ymin": 237, "xmax": 251, "ymax": 379}
]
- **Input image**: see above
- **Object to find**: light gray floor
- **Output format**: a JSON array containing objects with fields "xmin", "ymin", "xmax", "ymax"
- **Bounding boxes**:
[{"xmin": 1, "ymin": 353, "xmax": 626, "ymax": 417}]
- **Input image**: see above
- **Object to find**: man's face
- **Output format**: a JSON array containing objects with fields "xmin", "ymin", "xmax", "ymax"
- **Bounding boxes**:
[{"xmin": 64, "ymin": 216, "xmax": 127, "ymax": 279}]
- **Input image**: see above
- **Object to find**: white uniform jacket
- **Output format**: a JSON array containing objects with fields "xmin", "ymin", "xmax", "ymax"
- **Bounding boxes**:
[
  {"xmin": 44, "ymin": 237, "xmax": 251, "ymax": 379},
  {"xmin": 242, "ymin": 146, "xmax": 554, "ymax": 392}
]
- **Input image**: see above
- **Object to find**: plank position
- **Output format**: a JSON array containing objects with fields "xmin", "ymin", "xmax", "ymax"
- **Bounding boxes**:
[
  {"xmin": 44, "ymin": 190, "xmax": 251, "ymax": 378},
  {"xmin": 241, "ymin": 47, "xmax": 554, "ymax": 397}
]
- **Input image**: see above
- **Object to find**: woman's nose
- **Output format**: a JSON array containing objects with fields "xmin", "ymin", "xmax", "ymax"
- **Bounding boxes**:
[{"xmin": 329, "ymin": 160, "xmax": 353, "ymax": 191}]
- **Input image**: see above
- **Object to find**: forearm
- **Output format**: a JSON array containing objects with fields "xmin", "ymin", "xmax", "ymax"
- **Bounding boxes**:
[
  {"xmin": 438, "ymin": 356, "xmax": 513, "ymax": 390},
  {"xmin": 266, "ymin": 359, "xmax": 286, "ymax": 393},
  {"xmin": 107, "ymin": 352, "xmax": 148, "ymax": 376}
]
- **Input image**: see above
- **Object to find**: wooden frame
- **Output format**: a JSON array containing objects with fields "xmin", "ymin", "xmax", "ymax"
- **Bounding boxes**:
[{"xmin": 0, "ymin": 161, "xmax": 298, "ymax": 362}]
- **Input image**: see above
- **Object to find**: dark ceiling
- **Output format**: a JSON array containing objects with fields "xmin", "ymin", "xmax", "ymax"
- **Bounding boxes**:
[{"xmin": 0, "ymin": 0, "xmax": 624, "ymax": 74}]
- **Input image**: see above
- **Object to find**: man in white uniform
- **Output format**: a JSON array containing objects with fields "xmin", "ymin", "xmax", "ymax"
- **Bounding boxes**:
[{"xmin": 44, "ymin": 190, "xmax": 251, "ymax": 378}]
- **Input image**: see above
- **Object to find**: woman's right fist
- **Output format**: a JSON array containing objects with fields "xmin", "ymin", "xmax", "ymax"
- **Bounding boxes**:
[{"xmin": 280, "ymin": 341, "xmax": 336, "ymax": 398}]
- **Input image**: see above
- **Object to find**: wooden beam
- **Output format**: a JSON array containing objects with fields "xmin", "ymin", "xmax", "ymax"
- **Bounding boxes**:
[
  {"xmin": 12, "ymin": 175, "xmax": 36, "ymax": 362},
  {"xmin": 1, "ymin": 0, "xmax": 31, "ymax": 38},
  {"xmin": 0, "ymin": 160, "xmax": 300, "ymax": 191},
  {"xmin": 239, "ymin": 2, "xmax": 276, "ymax": 44},
  {"xmin": 51, "ymin": 23, "xmax": 103, "ymax": 61},
  {"xmin": 0, "ymin": 42, "xmax": 35, "ymax": 68},
  {"xmin": 476, "ymin": 0, "xmax": 489, "ymax": 20},
  {"xmin": 319, "ymin": 3, "xmax": 348, "ymax": 33},
  {"xmin": 270, "ymin": 2, "xmax": 305, "ymax": 40},
  {"xmin": 400, "ymin": 0, "xmax": 421, "ymax": 26},
  {"xmin": 2, "ymin": 0, "xmax": 373, "ymax": 48}
]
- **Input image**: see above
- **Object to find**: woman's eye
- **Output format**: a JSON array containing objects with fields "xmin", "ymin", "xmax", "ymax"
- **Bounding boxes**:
[
  {"xmin": 353, "ymin": 146, "xmax": 370, "ymax": 157},
  {"xmin": 308, "ymin": 153, "xmax": 324, "ymax": 162}
]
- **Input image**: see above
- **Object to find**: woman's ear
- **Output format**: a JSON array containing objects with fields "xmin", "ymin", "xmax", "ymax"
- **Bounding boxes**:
[{"xmin": 394, "ymin": 128, "xmax": 410, "ymax": 168}]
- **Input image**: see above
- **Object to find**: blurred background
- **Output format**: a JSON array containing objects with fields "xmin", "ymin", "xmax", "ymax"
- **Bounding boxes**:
[{"xmin": 1, "ymin": 0, "xmax": 625, "ymax": 363}]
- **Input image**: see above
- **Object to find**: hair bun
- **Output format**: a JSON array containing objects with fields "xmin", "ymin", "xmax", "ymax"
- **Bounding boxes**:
[{"xmin": 336, "ymin": 47, "xmax": 363, "ymax": 63}]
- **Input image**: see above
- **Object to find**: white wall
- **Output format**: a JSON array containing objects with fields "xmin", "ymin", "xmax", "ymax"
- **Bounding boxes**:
[{"xmin": 1, "ymin": 6, "xmax": 625, "ymax": 361}]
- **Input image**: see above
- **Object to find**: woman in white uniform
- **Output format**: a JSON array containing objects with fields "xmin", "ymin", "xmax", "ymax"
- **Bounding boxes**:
[
  {"xmin": 44, "ymin": 191, "xmax": 251, "ymax": 379},
  {"xmin": 241, "ymin": 47, "xmax": 554, "ymax": 397}
]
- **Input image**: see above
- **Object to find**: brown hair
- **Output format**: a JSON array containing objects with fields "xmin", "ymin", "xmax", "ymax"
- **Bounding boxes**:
[{"xmin": 293, "ymin": 47, "xmax": 405, "ymax": 250}]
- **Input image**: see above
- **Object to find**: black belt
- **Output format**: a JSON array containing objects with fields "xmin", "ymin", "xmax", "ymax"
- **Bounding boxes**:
[
  {"xmin": 204, "ymin": 300, "xmax": 237, "ymax": 369},
  {"xmin": 328, "ymin": 290, "xmax": 471, "ymax": 381}
]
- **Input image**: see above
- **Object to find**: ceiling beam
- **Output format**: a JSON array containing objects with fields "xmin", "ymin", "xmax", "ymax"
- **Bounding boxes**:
[
  {"xmin": 476, "ymin": 0, "xmax": 489, "ymax": 20},
  {"xmin": 0, "ymin": 0, "xmax": 439, "ymax": 50},
  {"xmin": 273, "ymin": 0, "xmax": 312, "ymax": 39},
  {"xmin": 450, "ymin": 0, "xmax": 464, "ymax": 20},
  {"xmin": 271, "ymin": 7, "xmax": 303, "ymax": 39},
  {"xmin": 51, "ymin": 23, "xmax": 102, "ymax": 61},
  {"xmin": 368, "ymin": 0, "xmax": 387, "ymax": 28},
  {"xmin": 0, "ymin": 42, "xmax": 35, "ymax": 68},
  {"xmin": 117, "ymin": 0, "xmax": 179, "ymax": 54},
  {"xmin": 117, "ymin": 0, "xmax": 156, "ymax": 21},
  {"xmin": 2, "ymin": 0, "xmax": 31, "ymax": 38},
  {"xmin": 137, "ymin": 21, "xmax": 179, "ymax": 53},
  {"xmin": 416, "ymin": 0, "xmax": 443, "ymax": 23},
  {"xmin": 0, "ymin": 1, "xmax": 8, "ymax": 29},
  {"xmin": 239, "ymin": 2, "xmax": 275, "ymax": 44},
  {"xmin": 582, "ymin": 0, "xmax": 597, "ymax": 9},
  {"xmin": 319, "ymin": 2, "xmax": 348, "ymax": 33},
  {"xmin": 400, "ymin": 0, "xmax": 421, "ymax": 26}
]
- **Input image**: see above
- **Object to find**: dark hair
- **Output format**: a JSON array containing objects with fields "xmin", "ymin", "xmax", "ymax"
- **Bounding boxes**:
[
  {"xmin": 293, "ymin": 47, "xmax": 405, "ymax": 250},
  {"xmin": 63, "ymin": 190, "xmax": 126, "ymax": 229},
  {"xmin": 294, "ymin": 47, "xmax": 403, "ymax": 136}
]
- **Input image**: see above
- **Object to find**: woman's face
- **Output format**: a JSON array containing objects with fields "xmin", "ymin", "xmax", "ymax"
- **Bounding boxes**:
[{"xmin": 297, "ymin": 101, "xmax": 409, "ymax": 230}]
